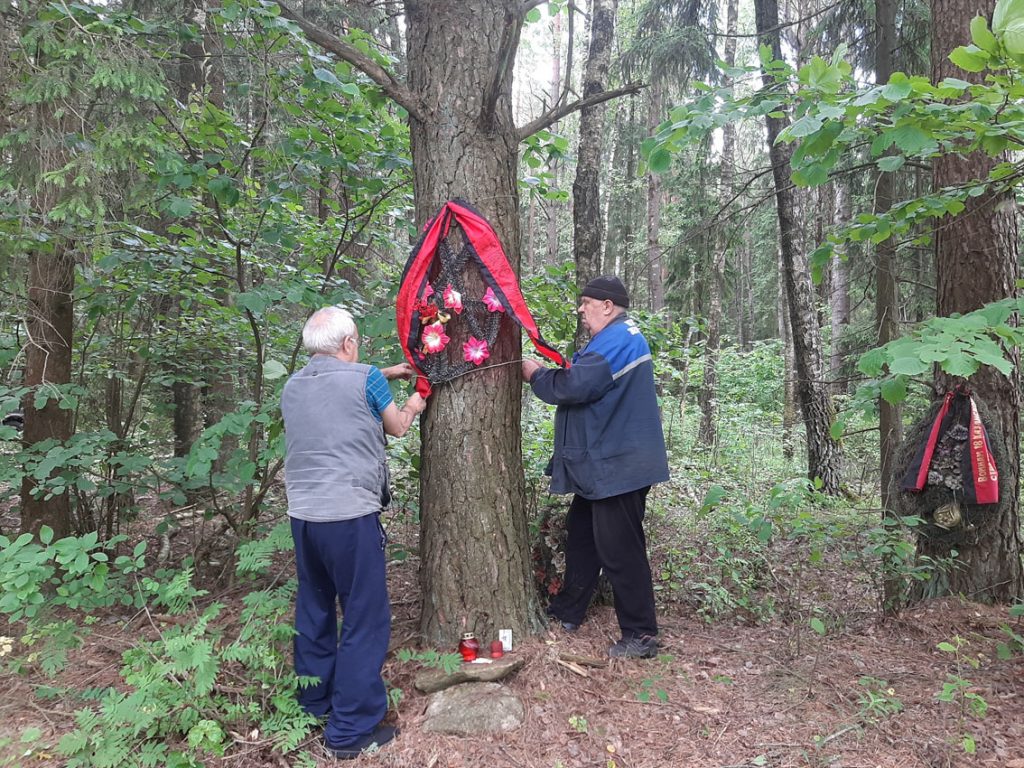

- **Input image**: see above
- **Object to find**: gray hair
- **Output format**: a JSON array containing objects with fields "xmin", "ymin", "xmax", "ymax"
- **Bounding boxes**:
[{"xmin": 303, "ymin": 306, "xmax": 357, "ymax": 355}]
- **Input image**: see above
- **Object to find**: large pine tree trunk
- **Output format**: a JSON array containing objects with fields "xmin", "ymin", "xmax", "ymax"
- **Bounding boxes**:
[
  {"xmin": 915, "ymin": 0, "xmax": 1023, "ymax": 602},
  {"xmin": 755, "ymin": 0, "xmax": 842, "ymax": 493},
  {"xmin": 698, "ymin": 0, "xmax": 738, "ymax": 448},
  {"xmin": 572, "ymin": 0, "xmax": 617, "ymax": 350},
  {"xmin": 405, "ymin": 0, "xmax": 543, "ymax": 643}
]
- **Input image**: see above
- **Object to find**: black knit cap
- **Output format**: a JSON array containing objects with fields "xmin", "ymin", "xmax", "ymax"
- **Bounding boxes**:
[{"xmin": 581, "ymin": 275, "xmax": 630, "ymax": 308}]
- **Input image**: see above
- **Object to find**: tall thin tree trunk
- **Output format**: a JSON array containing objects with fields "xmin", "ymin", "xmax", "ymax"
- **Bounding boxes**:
[
  {"xmin": 755, "ymin": 0, "xmax": 842, "ymax": 493},
  {"xmin": 915, "ymin": 0, "xmax": 1023, "ymax": 602},
  {"xmin": 830, "ymin": 180, "xmax": 851, "ymax": 395},
  {"xmin": 698, "ymin": 0, "xmax": 738, "ymax": 447},
  {"xmin": 646, "ymin": 85, "xmax": 665, "ymax": 312},
  {"xmin": 573, "ymin": 0, "xmax": 617, "ymax": 350},
  {"xmin": 874, "ymin": 0, "xmax": 904, "ymax": 609},
  {"xmin": 546, "ymin": 11, "xmax": 562, "ymax": 265},
  {"xmin": 777, "ymin": 247, "xmax": 796, "ymax": 460}
]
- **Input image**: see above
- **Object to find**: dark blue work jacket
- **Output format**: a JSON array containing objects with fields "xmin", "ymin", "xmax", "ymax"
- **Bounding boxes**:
[{"xmin": 529, "ymin": 314, "xmax": 669, "ymax": 500}]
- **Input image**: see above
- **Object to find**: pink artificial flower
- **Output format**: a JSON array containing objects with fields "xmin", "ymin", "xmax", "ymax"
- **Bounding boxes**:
[
  {"xmin": 422, "ymin": 322, "xmax": 450, "ymax": 354},
  {"xmin": 482, "ymin": 286, "xmax": 505, "ymax": 313},
  {"xmin": 422, "ymin": 284, "xmax": 435, "ymax": 300},
  {"xmin": 443, "ymin": 284, "xmax": 463, "ymax": 314},
  {"xmin": 463, "ymin": 336, "xmax": 490, "ymax": 365}
]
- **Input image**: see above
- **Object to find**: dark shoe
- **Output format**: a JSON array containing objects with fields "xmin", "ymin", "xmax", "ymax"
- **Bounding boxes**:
[
  {"xmin": 546, "ymin": 607, "xmax": 580, "ymax": 632},
  {"xmin": 326, "ymin": 724, "xmax": 398, "ymax": 760},
  {"xmin": 608, "ymin": 634, "xmax": 658, "ymax": 659}
]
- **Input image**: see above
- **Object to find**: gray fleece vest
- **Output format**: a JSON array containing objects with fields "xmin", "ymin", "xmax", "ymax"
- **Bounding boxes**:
[{"xmin": 281, "ymin": 355, "xmax": 388, "ymax": 522}]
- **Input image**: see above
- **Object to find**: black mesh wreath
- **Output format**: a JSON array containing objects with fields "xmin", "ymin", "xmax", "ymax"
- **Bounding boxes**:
[
  {"xmin": 888, "ymin": 394, "xmax": 1010, "ymax": 546},
  {"xmin": 416, "ymin": 228, "xmax": 502, "ymax": 386}
]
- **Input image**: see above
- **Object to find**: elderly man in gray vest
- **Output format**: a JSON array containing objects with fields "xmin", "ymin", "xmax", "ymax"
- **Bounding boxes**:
[{"xmin": 281, "ymin": 305, "xmax": 426, "ymax": 759}]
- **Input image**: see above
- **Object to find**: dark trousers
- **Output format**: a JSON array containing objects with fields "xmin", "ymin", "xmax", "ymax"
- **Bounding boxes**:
[
  {"xmin": 547, "ymin": 487, "xmax": 658, "ymax": 638},
  {"xmin": 291, "ymin": 515, "xmax": 390, "ymax": 747}
]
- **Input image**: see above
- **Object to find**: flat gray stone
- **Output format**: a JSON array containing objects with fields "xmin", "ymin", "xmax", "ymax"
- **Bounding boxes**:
[
  {"xmin": 413, "ymin": 655, "xmax": 525, "ymax": 693},
  {"xmin": 423, "ymin": 682, "xmax": 525, "ymax": 735}
]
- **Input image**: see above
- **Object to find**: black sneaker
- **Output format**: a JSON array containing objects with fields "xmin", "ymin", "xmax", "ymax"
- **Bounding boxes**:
[
  {"xmin": 608, "ymin": 635, "xmax": 658, "ymax": 659},
  {"xmin": 326, "ymin": 724, "xmax": 398, "ymax": 760}
]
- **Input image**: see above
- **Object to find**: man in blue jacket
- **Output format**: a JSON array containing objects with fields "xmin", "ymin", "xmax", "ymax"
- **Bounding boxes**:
[{"xmin": 522, "ymin": 276, "xmax": 669, "ymax": 659}]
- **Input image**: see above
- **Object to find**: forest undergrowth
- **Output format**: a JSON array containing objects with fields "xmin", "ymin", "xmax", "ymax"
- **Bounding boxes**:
[{"xmin": 1, "ymin": 346, "xmax": 1022, "ymax": 768}]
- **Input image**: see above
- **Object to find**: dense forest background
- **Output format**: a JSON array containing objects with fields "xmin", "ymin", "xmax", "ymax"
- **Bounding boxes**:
[{"xmin": 1, "ymin": 0, "xmax": 1023, "ymax": 765}]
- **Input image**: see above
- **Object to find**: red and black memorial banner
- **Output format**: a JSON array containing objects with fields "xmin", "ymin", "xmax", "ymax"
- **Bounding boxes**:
[
  {"xmin": 900, "ymin": 388, "xmax": 999, "ymax": 505},
  {"xmin": 396, "ymin": 199, "xmax": 568, "ymax": 397}
]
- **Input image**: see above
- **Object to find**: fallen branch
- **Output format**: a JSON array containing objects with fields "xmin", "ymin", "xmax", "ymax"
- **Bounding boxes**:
[
  {"xmin": 554, "ymin": 657, "xmax": 590, "ymax": 678},
  {"xmin": 558, "ymin": 652, "xmax": 608, "ymax": 668}
]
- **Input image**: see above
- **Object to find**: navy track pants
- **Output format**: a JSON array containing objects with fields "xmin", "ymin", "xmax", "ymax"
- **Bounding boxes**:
[{"xmin": 290, "ymin": 514, "xmax": 390, "ymax": 747}]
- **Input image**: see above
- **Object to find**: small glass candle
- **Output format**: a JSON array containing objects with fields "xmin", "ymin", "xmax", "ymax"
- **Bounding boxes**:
[
  {"xmin": 490, "ymin": 640, "xmax": 504, "ymax": 659},
  {"xmin": 458, "ymin": 633, "xmax": 480, "ymax": 662}
]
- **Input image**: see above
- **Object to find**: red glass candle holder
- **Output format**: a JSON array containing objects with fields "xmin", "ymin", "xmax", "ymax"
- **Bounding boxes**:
[
  {"xmin": 458, "ymin": 633, "xmax": 480, "ymax": 662},
  {"xmin": 490, "ymin": 640, "xmax": 504, "ymax": 659}
]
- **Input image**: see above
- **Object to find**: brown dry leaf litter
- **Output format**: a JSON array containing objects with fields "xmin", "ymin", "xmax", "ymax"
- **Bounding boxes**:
[{"xmin": 1, "ymin": 513, "xmax": 1022, "ymax": 768}]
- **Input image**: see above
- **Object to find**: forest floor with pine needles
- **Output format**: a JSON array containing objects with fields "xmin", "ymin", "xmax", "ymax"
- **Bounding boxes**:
[{"xmin": 1, "ymin": 504, "xmax": 1022, "ymax": 768}]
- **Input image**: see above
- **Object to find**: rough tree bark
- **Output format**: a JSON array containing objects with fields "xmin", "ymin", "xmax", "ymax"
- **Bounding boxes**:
[
  {"xmin": 21, "ymin": 175, "xmax": 75, "ymax": 537},
  {"xmin": 573, "ymin": 0, "xmax": 618, "ymax": 350},
  {"xmin": 19, "ymin": 20, "xmax": 75, "ymax": 538},
  {"xmin": 277, "ymin": 0, "xmax": 640, "ymax": 643},
  {"xmin": 915, "ymin": 0, "xmax": 1023, "ymax": 602},
  {"xmin": 404, "ymin": 0, "xmax": 539, "ymax": 643},
  {"xmin": 697, "ymin": 0, "xmax": 738, "ymax": 448},
  {"xmin": 755, "ymin": 0, "xmax": 843, "ymax": 493}
]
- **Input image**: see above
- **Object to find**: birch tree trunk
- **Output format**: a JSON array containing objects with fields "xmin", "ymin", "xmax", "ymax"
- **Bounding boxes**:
[{"xmin": 755, "ymin": 0, "xmax": 842, "ymax": 493}]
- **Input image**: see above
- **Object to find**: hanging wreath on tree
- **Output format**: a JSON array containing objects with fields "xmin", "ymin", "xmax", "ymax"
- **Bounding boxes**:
[
  {"xmin": 396, "ymin": 200, "xmax": 567, "ymax": 397},
  {"xmin": 890, "ymin": 385, "xmax": 1007, "ymax": 545}
]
